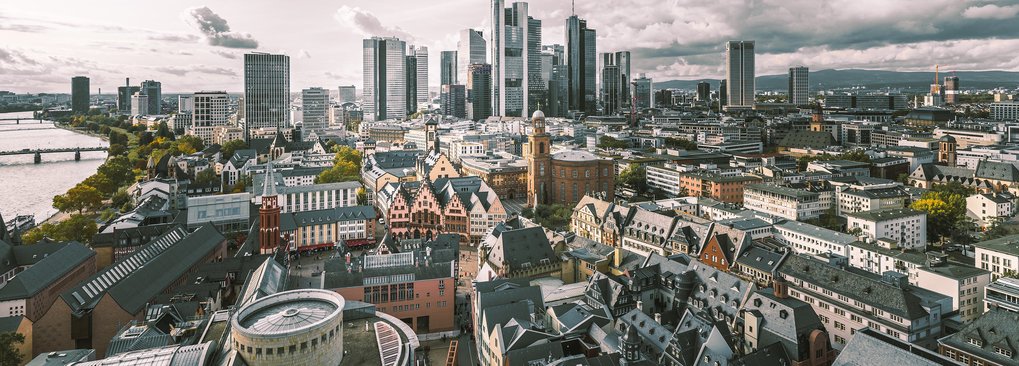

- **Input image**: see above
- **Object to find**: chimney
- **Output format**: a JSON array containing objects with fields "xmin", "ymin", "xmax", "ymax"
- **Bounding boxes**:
[{"xmin": 654, "ymin": 313, "xmax": 662, "ymax": 324}]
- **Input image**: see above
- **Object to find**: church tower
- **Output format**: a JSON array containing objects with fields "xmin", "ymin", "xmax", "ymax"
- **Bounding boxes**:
[
  {"xmin": 425, "ymin": 116, "xmax": 440, "ymax": 154},
  {"xmin": 259, "ymin": 164, "xmax": 282, "ymax": 254},
  {"xmin": 810, "ymin": 102, "xmax": 824, "ymax": 132},
  {"xmin": 938, "ymin": 134, "xmax": 957, "ymax": 167},
  {"xmin": 526, "ymin": 110, "xmax": 551, "ymax": 207}
]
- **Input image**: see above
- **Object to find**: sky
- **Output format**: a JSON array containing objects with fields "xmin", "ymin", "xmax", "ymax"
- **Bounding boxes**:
[{"xmin": 2, "ymin": 0, "xmax": 1019, "ymax": 94}]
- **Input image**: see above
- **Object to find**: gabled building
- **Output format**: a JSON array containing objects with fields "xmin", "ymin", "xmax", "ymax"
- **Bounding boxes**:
[
  {"xmin": 938, "ymin": 309, "xmax": 1019, "ymax": 366},
  {"xmin": 477, "ymin": 224, "xmax": 560, "ymax": 281},
  {"xmin": 378, "ymin": 176, "xmax": 506, "ymax": 244},
  {"xmin": 741, "ymin": 280, "xmax": 837, "ymax": 366}
]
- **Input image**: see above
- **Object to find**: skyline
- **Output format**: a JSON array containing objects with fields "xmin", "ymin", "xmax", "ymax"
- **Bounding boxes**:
[{"xmin": 3, "ymin": 0, "xmax": 1019, "ymax": 93}]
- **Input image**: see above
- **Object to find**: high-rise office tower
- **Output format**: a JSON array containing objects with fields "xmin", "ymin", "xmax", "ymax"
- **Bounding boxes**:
[
  {"xmin": 566, "ymin": 14, "xmax": 596, "ymax": 115},
  {"xmin": 441, "ymin": 51, "xmax": 458, "ymax": 86},
  {"xmin": 190, "ymin": 91, "xmax": 229, "ymax": 144},
  {"xmin": 491, "ymin": 0, "xmax": 539, "ymax": 117},
  {"xmin": 615, "ymin": 51, "xmax": 631, "ymax": 109},
  {"xmin": 117, "ymin": 78, "xmax": 140, "ymax": 113},
  {"xmin": 405, "ymin": 53, "xmax": 418, "ymax": 114},
  {"xmin": 363, "ymin": 37, "xmax": 407, "ymax": 121},
  {"xmin": 71, "ymin": 76, "xmax": 89, "ymax": 114},
  {"xmin": 338, "ymin": 85, "xmax": 356, "ymax": 104},
  {"xmin": 457, "ymin": 29, "xmax": 486, "ymax": 86},
  {"xmin": 141, "ymin": 80, "xmax": 162, "ymax": 114},
  {"xmin": 600, "ymin": 53, "xmax": 620, "ymax": 115},
  {"xmin": 243, "ymin": 52, "xmax": 291, "ymax": 139},
  {"xmin": 543, "ymin": 44, "xmax": 565, "ymax": 65},
  {"xmin": 719, "ymin": 80, "xmax": 727, "ymax": 107},
  {"xmin": 548, "ymin": 65, "xmax": 569, "ymax": 117},
  {"xmin": 441, "ymin": 85, "xmax": 466, "ymax": 118},
  {"xmin": 696, "ymin": 81, "xmax": 711, "ymax": 102},
  {"xmin": 788, "ymin": 66, "xmax": 809, "ymax": 106},
  {"xmin": 945, "ymin": 76, "xmax": 959, "ymax": 104},
  {"xmin": 634, "ymin": 74, "xmax": 653, "ymax": 109},
  {"xmin": 725, "ymin": 40, "xmax": 755, "ymax": 107},
  {"xmin": 467, "ymin": 63, "xmax": 492, "ymax": 120},
  {"xmin": 301, "ymin": 87, "xmax": 329, "ymax": 138},
  {"xmin": 131, "ymin": 92, "xmax": 148, "ymax": 116},
  {"xmin": 526, "ymin": 16, "xmax": 544, "ymax": 116},
  {"xmin": 413, "ymin": 46, "xmax": 429, "ymax": 104}
]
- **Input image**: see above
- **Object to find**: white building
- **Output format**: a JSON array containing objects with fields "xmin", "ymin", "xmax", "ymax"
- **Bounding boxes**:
[
  {"xmin": 966, "ymin": 193, "xmax": 1015, "ymax": 227},
  {"xmin": 833, "ymin": 181, "xmax": 909, "ymax": 216},
  {"xmin": 773, "ymin": 220, "xmax": 858, "ymax": 258},
  {"xmin": 990, "ymin": 101, "xmax": 1019, "ymax": 121},
  {"xmin": 187, "ymin": 91, "xmax": 229, "ymax": 145},
  {"xmin": 130, "ymin": 92, "xmax": 148, "ymax": 116},
  {"xmin": 743, "ymin": 183, "xmax": 833, "ymax": 221},
  {"xmin": 254, "ymin": 174, "xmax": 361, "ymax": 213},
  {"xmin": 846, "ymin": 208, "xmax": 927, "ymax": 250},
  {"xmin": 363, "ymin": 37, "xmax": 407, "ymax": 121},
  {"xmin": 186, "ymin": 192, "xmax": 251, "ymax": 233},
  {"xmin": 646, "ymin": 164, "xmax": 684, "ymax": 197},
  {"xmin": 973, "ymin": 234, "xmax": 1019, "ymax": 279},
  {"xmin": 301, "ymin": 87, "xmax": 330, "ymax": 138}
]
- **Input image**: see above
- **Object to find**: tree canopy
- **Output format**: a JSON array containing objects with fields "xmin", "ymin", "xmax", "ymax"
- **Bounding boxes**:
[
  {"xmin": 53, "ymin": 184, "xmax": 103, "ymax": 214},
  {"xmin": 316, "ymin": 146, "xmax": 362, "ymax": 184},
  {"xmin": 0, "ymin": 332, "xmax": 24, "ymax": 366},
  {"xmin": 21, "ymin": 214, "xmax": 98, "ymax": 245},
  {"xmin": 617, "ymin": 165, "xmax": 648, "ymax": 195},
  {"xmin": 910, "ymin": 183, "xmax": 975, "ymax": 244},
  {"xmin": 663, "ymin": 137, "xmax": 698, "ymax": 150},
  {"xmin": 220, "ymin": 139, "xmax": 248, "ymax": 159},
  {"xmin": 597, "ymin": 136, "xmax": 629, "ymax": 149}
]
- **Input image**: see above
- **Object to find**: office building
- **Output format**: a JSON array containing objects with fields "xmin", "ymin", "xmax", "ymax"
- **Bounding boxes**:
[
  {"xmin": 600, "ymin": 54, "xmax": 619, "ymax": 115},
  {"xmin": 117, "ymin": 78, "xmax": 139, "ymax": 113},
  {"xmin": 130, "ymin": 92, "xmax": 148, "ymax": 115},
  {"xmin": 788, "ymin": 66, "xmax": 808, "ymax": 105},
  {"xmin": 944, "ymin": 75, "xmax": 959, "ymax": 104},
  {"xmin": 243, "ymin": 53, "xmax": 291, "ymax": 138},
  {"xmin": 725, "ymin": 40, "xmax": 756, "ymax": 107},
  {"xmin": 566, "ymin": 14, "xmax": 596, "ymax": 115},
  {"xmin": 634, "ymin": 73, "xmax": 652, "ymax": 109},
  {"xmin": 141, "ymin": 80, "xmax": 162, "ymax": 114},
  {"xmin": 440, "ymin": 84, "xmax": 466, "ymax": 118},
  {"xmin": 467, "ymin": 63, "xmax": 492, "ymax": 120},
  {"xmin": 440, "ymin": 50, "xmax": 457, "ymax": 85},
  {"xmin": 405, "ymin": 52, "xmax": 418, "ymax": 114},
  {"xmin": 719, "ymin": 79, "xmax": 727, "ymax": 107},
  {"xmin": 615, "ymin": 51, "xmax": 631, "ymax": 108},
  {"xmin": 491, "ymin": 0, "xmax": 540, "ymax": 117},
  {"xmin": 363, "ymin": 37, "xmax": 407, "ymax": 121},
  {"xmin": 696, "ymin": 81, "xmax": 710, "ymax": 102},
  {"xmin": 413, "ymin": 45, "xmax": 429, "ymax": 104},
  {"xmin": 190, "ymin": 91, "xmax": 229, "ymax": 144},
  {"xmin": 71, "ymin": 76, "xmax": 89, "ymax": 114},
  {"xmin": 457, "ymin": 28, "xmax": 486, "ymax": 85},
  {"xmin": 301, "ymin": 87, "xmax": 329, "ymax": 138},
  {"xmin": 338, "ymin": 85, "xmax": 356, "ymax": 104}
]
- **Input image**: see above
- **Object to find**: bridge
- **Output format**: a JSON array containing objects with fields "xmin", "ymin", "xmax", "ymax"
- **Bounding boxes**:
[
  {"xmin": 0, "ymin": 147, "xmax": 108, "ymax": 163},
  {"xmin": 0, "ymin": 117, "xmax": 44, "ymax": 124}
]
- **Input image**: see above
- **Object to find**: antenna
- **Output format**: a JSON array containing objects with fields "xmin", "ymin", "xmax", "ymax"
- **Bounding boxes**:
[{"xmin": 572, "ymin": 0, "xmax": 575, "ymax": 15}]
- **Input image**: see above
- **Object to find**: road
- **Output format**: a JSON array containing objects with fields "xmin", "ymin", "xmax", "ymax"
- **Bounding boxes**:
[{"xmin": 502, "ymin": 198, "xmax": 527, "ymax": 216}]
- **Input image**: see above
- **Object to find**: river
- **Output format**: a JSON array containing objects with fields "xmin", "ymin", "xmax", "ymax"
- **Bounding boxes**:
[{"xmin": 0, "ymin": 111, "xmax": 109, "ymax": 224}]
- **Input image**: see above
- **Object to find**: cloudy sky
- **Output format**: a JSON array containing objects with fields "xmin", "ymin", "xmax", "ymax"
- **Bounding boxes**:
[{"xmin": 2, "ymin": 0, "xmax": 1019, "ymax": 94}]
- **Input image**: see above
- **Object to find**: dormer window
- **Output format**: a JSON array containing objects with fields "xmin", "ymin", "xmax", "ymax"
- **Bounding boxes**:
[
  {"xmin": 994, "ymin": 346, "xmax": 1013, "ymax": 358},
  {"xmin": 968, "ymin": 337, "xmax": 983, "ymax": 347}
]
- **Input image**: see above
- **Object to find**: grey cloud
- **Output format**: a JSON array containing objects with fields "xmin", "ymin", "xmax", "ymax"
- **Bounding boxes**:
[
  {"xmin": 334, "ymin": 5, "xmax": 415, "ymax": 41},
  {"xmin": 148, "ymin": 34, "xmax": 200, "ymax": 43},
  {"xmin": 186, "ymin": 6, "xmax": 259, "ymax": 49},
  {"xmin": 0, "ymin": 23, "xmax": 48, "ymax": 32},
  {"xmin": 963, "ymin": 4, "xmax": 1019, "ymax": 19},
  {"xmin": 211, "ymin": 50, "xmax": 239, "ymax": 59},
  {"xmin": 155, "ymin": 65, "xmax": 238, "ymax": 77}
]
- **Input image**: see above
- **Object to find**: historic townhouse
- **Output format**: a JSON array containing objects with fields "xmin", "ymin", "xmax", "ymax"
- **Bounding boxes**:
[{"xmin": 377, "ymin": 176, "xmax": 505, "ymax": 244}]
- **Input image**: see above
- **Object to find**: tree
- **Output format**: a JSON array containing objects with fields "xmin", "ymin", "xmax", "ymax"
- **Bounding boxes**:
[
  {"xmin": 911, "ymin": 189, "xmax": 969, "ymax": 244},
  {"xmin": 173, "ymin": 135, "xmax": 204, "ymax": 155},
  {"xmin": 98, "ymin": 156, "xmax": 136, "ymax": 186},
  {"xmin": 53, "ymin": 184, "xmax": 103, "ymax": 214},
  {"xmin": 193, "ymin": 168, "xmax": 219, "ymax": 187},
  {"xmin": 530, "ymin": 204, "xmax": 572, "ymax": 231},
  {"xmin": 155, "ymin": 121, "xmax": 174, "ymax": 140},
  {"xmin": 20, "ymin": 214, "xmax": 97, "ymax": 245},
  {"xmin": 316, "ymin": 146, "xmax": 362, "ymax": 184},
  {"xmin": 356, "ymin": 188, "xmax": 368, "ymax": 206},
  {"xmin": 0, "ymin": 332, "xmax": 24, "ymax": 366},
  {"xmin": 663, "ymin": 137, "xmax": 698, "ymax": 150},
  {"xmin": 617, "ymin": 165, "xmax": 648, "ymax": 194},
  {"xmin": 82, "ymin": 173, "xmax": 116, "ymax": 196},
  {"xmin": 597, "ymin": 136, "xmax": 629, "ymax": 149},
  {"xmin": 220, "ymin": 139, "xmax": 248, "ymax": 159}
]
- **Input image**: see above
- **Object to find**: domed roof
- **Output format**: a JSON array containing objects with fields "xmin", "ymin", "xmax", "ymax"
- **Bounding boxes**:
[
  {"xmin": 939, "ymin": 135, "xmax": 956, "ymax": 143},
  {"xmin": 532, "ymin": 110, "xmax": 545, "ymax": 120}
]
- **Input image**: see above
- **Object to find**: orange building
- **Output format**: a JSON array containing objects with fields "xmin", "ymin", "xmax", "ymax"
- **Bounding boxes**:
[{"xmin": 679, "ymin": 171, "xmax": 761, "ymax": 203}]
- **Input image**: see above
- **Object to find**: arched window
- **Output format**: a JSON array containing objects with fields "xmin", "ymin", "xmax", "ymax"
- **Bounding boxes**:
[{"xmin": 539, "ymin": 142, "xmax": 545, "ymax": 154}]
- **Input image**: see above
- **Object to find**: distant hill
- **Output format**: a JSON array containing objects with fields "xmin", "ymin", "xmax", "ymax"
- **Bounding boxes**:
[{"xmin": 654, "ymin": 69, "xmax": 1019, "ymax": 92}]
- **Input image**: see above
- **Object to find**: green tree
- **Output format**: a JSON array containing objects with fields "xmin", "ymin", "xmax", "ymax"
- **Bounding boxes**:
[
  {"xmin": 530, "ymin": 204, "xmax": 572, "ymax": 230},
  {"xmin": 82, "ymin": 173, "xmax": 116, "ymax": 196},
  {"xmin": 155, "ymin": 121, "xmax": 174, "ymax": 140},
  {"xmin": 911, "ymin": 190, "xmax": 969, "ymax": 244},
  {"xmin": 0, "ymin": 332, "xmax": 25, "ymax": 366},
  {"xmin": 356, "ymin": 188, "xmax": 368, "ymax": 206},
  {"xmin": 220, "ymin": 139, "xmax": 248, "ymax": 159},
  {"xmin": 617, "ymin": 165, "xmax": 648, "ymax": 194},
  {"xmin": 316, "ymin": 146, "xmax": 363, "ymax": 184},
  {"xmin": 193, "ymin": 168, "xmax": 219, "ymax": 187},
  {"xmin": 53, "ymin": 184, "xmax": 103, "ymax": 214},
  {"xmin": 20, "ymin": 214, "xmax": 97, "ymax": 245},
  {"xmin": 663, "ymin": 137, "xmax": 698, "ymax": 150},
  {"xmin": 173, "ymin": 135, "xmax": 205, "ymax": 155},
  {"xmin": 597, "ymin": 136, "xmax": 629, "ymax": 149}
]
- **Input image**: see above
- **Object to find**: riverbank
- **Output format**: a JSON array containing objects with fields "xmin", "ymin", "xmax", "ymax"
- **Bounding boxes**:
[{"xmin": 38, "ymin": 123, "xmax": 111, "ymax": 226}]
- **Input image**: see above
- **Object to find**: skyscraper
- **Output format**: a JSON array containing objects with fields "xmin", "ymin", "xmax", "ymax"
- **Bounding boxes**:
[
  {"xmin": 338, "ymin": 85, "xmax": 356, "ymax": 104},
  {"xmin": 441, "ymin": 84, "xmax": 466, "ymax": 118},
  {"xmin": 413, "ymin": 46, "xmax": 429, "ymax": 104},
  {"xmin": 71, "ymin": 76, "xmax": 89, "ymax": 114},
  {"xmin": 190, "ymin": 91, "xmax": 229, "ymax": 144},
  {"xmin": 467, "ymin": 63, "xmax": 492, "ymax": 120},
  {"xmin": 117, "ymin": 78, "xmax": 140, "ymax": 114},
  {"xmin": 719, "ymin": 79, "xmax": 727, "ymax": 108},
  {"xmin": 788, "ymin": 66, "xmax": 809, "ymax": 106},
  {"xmin": 945, "ymin": 76, "xmax": 960, "ymax": 104},
  {"xmin": 725, "ymin": 40, "xmax": 755, "ymax": 107},
  {"xmin": 526, "ymin": 16, "xmax": 544, "ymax": 116},
  {"xmin": 491, "ymin": 0, "xmax": 539, "ymax": 117},
  {"xmin": 566, "ymin": 14, "xmax": 596, "ymax": 115},
  {"xmin": 600, "ymin": 53, "xmax": 620, "ymax": 115},
  {"xmin": 302, "ymin": 87, "xmax": 329, "ymax": 138},
  {"xmin": 405, "ymin": 53, "xmax": 418, "ymax": 114},
  {"xmin": 131, "ymin": 92, "xmax": 148, "ymax": 116},
  {"xmin": 457, "ymin": 29, "xmax": 486, "ymax": 86},
  {"xmin": 615, "ymin": 51, "xmax": 631, "ymax": 109},
  {"xmin": 634, "ymin": 74, "xmax": 653, "ymax": 109},
  {"xmin": 141, "ymin": 80, "xmax": 162, "ymax": 114},
  {"xmin": 548, "ymin": 65, "xmax": 569, "ymax": 118},
  {"xmin": 441, "ymin": 51, "xmax": 458, "ymax": 86},
  {"xmin": 696, "ymin": 81, "xmax": 711, "ymax": 102},
  {"xmin": 363, "ymin": 37, "xmax": 407, "ymax": 121},
  {"xmin": 244, "ymin": 52, "xmax": 291, "ymax": 139}
]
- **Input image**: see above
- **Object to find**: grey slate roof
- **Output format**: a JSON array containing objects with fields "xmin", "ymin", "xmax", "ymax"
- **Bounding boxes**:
[
  {"xmin": 835, "ymin": 328, "xmax": 956, "ymax": 366},
  {"xmin": 778, "ymin": 130, "xmax": 837, "ymax": 149},
  {"xmin": 742, "ymin": 290, "xmax": 825, "ymax": 361},
  {"xmin": 939, "ymin": 309, "xmax": 1019, "ymax": 365},
  {"xmin": 845, "ymin": 207, "xmax": 923, "ymax": 222},
  {"xmin": 0, "ymin": 316, "xmax": 23, "ymax": 333},
  {"xmin": 72, "ymin": 341, "xmax": 215, "ymax": 366},
  {"xmin": 484, "ymin": 226, "xmax": 559, "ymax": 272},
  {"xmin": 0, "ymin": 242, "xmax": 94, "ymax": 301},
  {"xmin": 973, "ymin": 233, "xmax": 1019, "ymax": 255},
  {"xmin": 975, "ymin": 160, "xmax": 1019, "ymax": 181}
]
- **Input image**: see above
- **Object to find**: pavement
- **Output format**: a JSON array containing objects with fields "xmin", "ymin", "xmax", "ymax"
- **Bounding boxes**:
[{"xmin": 502, "ymin": 198, "xmax": 528, "ymax": 216}]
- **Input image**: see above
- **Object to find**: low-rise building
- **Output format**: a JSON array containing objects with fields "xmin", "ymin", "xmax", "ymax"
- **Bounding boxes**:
[
  {"xmin": 677, "ymin": 171, "xmax": 762, "ymax": 203},
  {"xmin": 985, "ymin": 277, "xmax": 1019, "ymax": 313},
  {"xmin": 973, "ymin": 234, "xmax": 1019, "ymax": 279},
  {"xmin": 967, "ymin": 192, "xmax": 1016, "ymax": 228},
  {"xmin": 744, "ymin": 183, "xmax": 833, "ymax": 221},
  {"xmin": 772, "ymin": 220, "xmax": 860, "ymax": 259},
  {"xmin": 186, "ymin": 192, "xmax": 251, "ymax": 234},
  {"xmin": 0, "ymin": 242, "xmax": 96, "ymax": 323},
  {"xmin": 459, "ymin": 152, "xmax": 528, "ymax": 200},
  {"xmin": 283, "ymin": 205, "xmax": 376, "ymax": 252},
  {"xmin": 938, "ymin": 309, "xmax": 1019, "ymax": 366},
  {"xmin": 846, "ymin": 208, "xmax": 927, "ymax": 250}
]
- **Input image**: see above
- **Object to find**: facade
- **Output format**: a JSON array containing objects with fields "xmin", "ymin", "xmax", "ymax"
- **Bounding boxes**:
[
  {"xmin": 284, "ymin": 206, "xmax": 376, "ymax": 252},
  {"xmin": 491, "ymin": 0, "xmax": 539, "ymax": 117},
  {"xmin": 985, "ymin": 277, "xmax": 1019, "ymax": 313},
  {"xmin": 231, "ymin": 289, "xmax": 346, "ymax": 366},
  {"xmin": 615, "ymin": 51, "xmax": 631, "ymax": 109},
  {"xmin": 634, "ymin": 73, "xmax": 653, "ymax": 109},
  {"xmin": 973, "ymin": 234, "xmax": 1019, "ymax": 279},
  {"xmin": 377, "ymin": 176, "xmax": 505, "ymax": 244},
  {"xmin": 696, "ymin": 81, "xmax": 710, "ymax": 102},
  {"xmin": 186, "ymin": 192, "xmax": 251, "ymax": 234},
  {"xmin": 744, "ymin": 183, "xmax": 833, "ymax": 221},
  {"xmin": 414, "ymin": 45, "xmax": 429, "ymax": 105},
  {"xmin": 363, "ymin": 37, "xmax": 407, "ymax": 121},
  {"xmin": 990, "ymin": 101, "xmax": 1019, "ymax": 121},
  {"xmin": 676, "ymin": 171, "xmax": 762, "ymax": 203},
  {"xmin": 301, "ymin": 87, "xmax": 329, "ymax": 138},
  {"xmin": 725, "ymin": 40, "xmax": 755, "ymax": 107},
  {"xmin": 600, "ymin": 53, "xmax": 620, "ymax": 115},
  {"xmin": 525, "ymin": 111, "xmax": 614, "ymax": 207},
  {"xmin": 440, "ymin": 50, "xmax": 457, "ymax": 85},
  {"xmin": 566, "ymin": 15, "xmax": 596, "ymax": 115},
  {"xmin": 944, "ymin": 75, "xmax": 959, "ymax": 104},
  {"xmin": 788, "ymin": 66, "xmax": 809, "ymax": 106},
  {"xmin": 846, "ymin": 208, "xmax": 927, "ymax": 249},
  {"xmin": 130, "ymin": 92, "xmax": 148, "ymax": 115},
  {"xmin": 459, "ymin": 152, "xmax": 528, "ymax": 200},
  {"xmin": 467, "ymin": 63, "xmax": 492, "ymax": 120},
  {"xmin": 328, "ymin": 235, "xmax": 457, "ymax": 333},
  {"xmin": 774, "ymin": 220, "xmax": 859, "ymax": 259},
  {"xmin": 141, "ymin": 80, "xmax": 162, "ymax": 114},
  {"xmin": 338, "ymin": 85, "xmax": 356, "ymax": 104},
  {"xmin": 117, "ymin": 78, "xmax": 140, "ymax": 113},
  {"xmin": 440, "ymin": 84, "xmax": 466, "ymax": 118},
  {"xmin": 71, "ymin": 76, "xmax": 90, "ymax": 114},
  {"xmin": 457, "ymin": 28, "xmax": 486, "ymax": 86},
  {"xmin": 243, "ymin": 53, "xmax": 291, "ymax": 138},
  {"xmin": 188, "ymin": 91, "xmax": 229, "ymax": 145},
  {"xmin": 405, "ymin": 52, "xmax": 418, "ymax": 115}
]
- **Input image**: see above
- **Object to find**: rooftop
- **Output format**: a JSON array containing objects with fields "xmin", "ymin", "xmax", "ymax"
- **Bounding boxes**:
[
  {"xmin": 233, "ymin": 289, "xmax": 344, "ymax": 337},
  {"xmin": 845, "ymin": 207, "xmax": 924, "ymax": 222}
]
